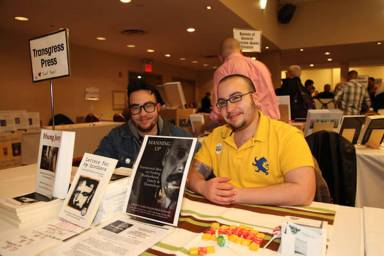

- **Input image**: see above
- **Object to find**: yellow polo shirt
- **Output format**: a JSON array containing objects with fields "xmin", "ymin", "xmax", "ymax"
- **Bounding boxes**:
[{"xmin": 194, "ymin": 112, "xmax": 314, "ymax": 188}]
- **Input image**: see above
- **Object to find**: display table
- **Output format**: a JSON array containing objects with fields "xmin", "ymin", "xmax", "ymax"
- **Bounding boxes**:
[
  {"xmin": 363, "ymin": 207, "xmax": 384, "ymax": 256},
  {"xmin": 355, "ymin": 146, "xmax": 384, "ymax": 208}
]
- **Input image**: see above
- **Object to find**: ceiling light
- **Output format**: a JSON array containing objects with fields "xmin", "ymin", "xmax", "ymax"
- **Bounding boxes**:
[
  {"xmin": 260, "ymin": 0, "xmax": 268, "ymax": 10},
  {"xmin": 137, "ymin": 75, "xmax": 142, "ymax": 79},
  {"xmin": 377, "ymin": 42, "xmax": 382, "ymax": 45},
  {"xmin": 203, "ymin": 64, "xmax": 209, "ymax": 67},
  {"xmin": 265, "ymin": 46, "xmax": 269, "ymax": 50},
  {"xmin": 206, "ymin": 5, "xmax": 212, "ymax": 10},
  {"xmin": 120, "ymin": 0, "xmax": 132, "ymax": 3},
  {"xmin": 324, "ymin": 52, "xmax": 331, "ymax": 55},
  {"xmin": 327, "ymin": 58, "xmax": 333, "ymax": 61},
  {"xmin": 309, "ymin": 64, "xmax": 314, "ymax": 67},
  {"xmin": 186, "ymin": 27, "xmax": 196, "ymax": 33},
  {"xmin": 192, "ymin": 60, "xmax": 198, "ymax": 64},
  {"xmin": 126, "ymin": 44, "xmax": 135, "ymax": 48},
  {"xmin": 299, "ymin": 48, "xmax": 304, "ymax": 52},
  {"xmin": 14, "ymin": 16, "xmax": 29, "ymax": 21},
  {"xmin": 179, "ymin": 57, "xmax": 186, "ymax": 61},
  {"xmin": 251, "ymin": 57, "xmax": 256, "ymax": 60},
  {"xmin": 146, "ymin": 49, "xmax": 155, "ymax": 53},
  {"xmin": 96, "ymin": 37, "xmax": 106, "ymax": 41},
  {"xmin": 164, "ymin": 54, "xmax": 171, "ymax": 58}
]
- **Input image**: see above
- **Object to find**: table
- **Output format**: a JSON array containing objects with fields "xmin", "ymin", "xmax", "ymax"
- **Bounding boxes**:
[
  {"xmin": 0, "ymin": 164, "xmax": 364, "ymax": 255},
  {"xmin": 355, "ymin": 146, "xmax": 384, "ymax": 208},
  {"xmin": 363, "ymin": 207, "xmax": 384, "ymax": 256}
]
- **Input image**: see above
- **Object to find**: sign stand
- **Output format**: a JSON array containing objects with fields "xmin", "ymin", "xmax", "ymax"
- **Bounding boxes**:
[{"xmin": 49, "ymin": 80, "xmax": 55, "ymax": 130}]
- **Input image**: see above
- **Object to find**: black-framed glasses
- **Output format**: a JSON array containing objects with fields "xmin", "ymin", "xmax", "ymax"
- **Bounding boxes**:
[
  {"xmin": 216, "ymin": 91, "xmax": 254, "ymax": 109},
  {"xmin": 129, "ymin": 102, "xmax": 157, "ymax": 115}
]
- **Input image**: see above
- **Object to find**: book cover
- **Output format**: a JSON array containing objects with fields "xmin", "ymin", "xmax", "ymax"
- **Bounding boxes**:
[
  {"xmin": 124, "ymin": 135, "xmax": 197, "ymax": 226},
  {"xmin": 304, "ymin": 109, "xmax": 343, "ymax": 136},
  {"xmin": 59, "ymin": 153, "xmax": 117, "ymax": 229},
  {"xmin": 358, "ymin": 115, "xmax": 384, "ymax": 146},
  {"xmin": 338, "ymin": 115, "xmax": 365, "ymax": 144}
]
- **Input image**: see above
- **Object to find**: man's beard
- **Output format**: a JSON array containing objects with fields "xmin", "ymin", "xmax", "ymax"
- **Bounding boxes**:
[
  {"xmin": 135, "ymin": 120, "xmax": 157, "ymax": 133},
  {"xmin": 226, "ymin": 103, "xmax": 256, "ymax": 131}
]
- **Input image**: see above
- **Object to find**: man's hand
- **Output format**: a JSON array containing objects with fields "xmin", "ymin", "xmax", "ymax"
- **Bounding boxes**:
[{"xmin": 197, "ymin": 177, "xmax": 236, "ymax": 205}]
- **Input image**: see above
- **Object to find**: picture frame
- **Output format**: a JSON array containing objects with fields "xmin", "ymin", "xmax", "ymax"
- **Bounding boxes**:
[{"xmin": 112, "ymin": 91, "xmax": 127, "ymax": 110}]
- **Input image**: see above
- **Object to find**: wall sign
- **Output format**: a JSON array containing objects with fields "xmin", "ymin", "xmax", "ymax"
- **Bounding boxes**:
[{"xmin": 233, "ymin": 28, "xmax": 261, "ymax": 53}]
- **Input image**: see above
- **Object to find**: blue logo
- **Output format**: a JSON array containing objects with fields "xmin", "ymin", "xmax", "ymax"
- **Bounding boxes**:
[{"xmin": 252, "ymin": 157, "xmax": 269, "ymax": 175}]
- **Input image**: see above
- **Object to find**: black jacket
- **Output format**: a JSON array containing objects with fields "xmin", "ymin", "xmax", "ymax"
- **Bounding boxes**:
[{"xmin": 305, "ymin": 131, "xmax": 356, "ymax": 206}]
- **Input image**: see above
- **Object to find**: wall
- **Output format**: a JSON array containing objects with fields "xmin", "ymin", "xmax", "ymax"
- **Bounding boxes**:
[
  {"xmin": 281, "ymin": 68, "xmax": 341, "ymax": 90},
  {"xmin": 350, "ymin": 66, "xmax": 384, "ymax": 81},
  {"xmin": 0, "ymin": 30, "xmax": 200, "ymax": 125}
]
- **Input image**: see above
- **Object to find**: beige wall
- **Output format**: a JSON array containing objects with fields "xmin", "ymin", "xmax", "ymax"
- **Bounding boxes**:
[
  {"xmin": 0, "ymin": 30, "xmax": 200, "ymax": 125},
  {"xmin": 350, "ymin": 66, "xmax": 384, "ymax": 81}
]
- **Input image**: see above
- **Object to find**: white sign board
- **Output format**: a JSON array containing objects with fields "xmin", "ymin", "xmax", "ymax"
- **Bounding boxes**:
[
  {"xmin": 29, "ymin": 29, "xmax": 70, "ymax": 82},
  {"xmin": 233, "ymin": 28, "xmax": 261, "ymax": 52}
]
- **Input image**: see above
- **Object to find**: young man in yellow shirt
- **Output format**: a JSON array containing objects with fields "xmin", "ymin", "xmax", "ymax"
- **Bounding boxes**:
[{"xmin": 187, "ymin": 74, "xmax": 315, "ymax": 206}]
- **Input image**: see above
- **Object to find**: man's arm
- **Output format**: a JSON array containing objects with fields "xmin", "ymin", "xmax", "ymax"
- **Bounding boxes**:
[
  {"xmin": 234, "ymin": 166, "xmax": 315, "ymax": 206},
  {"xmin": 187, "ymin": 159, "xmax": 236, "ymax": 205}
]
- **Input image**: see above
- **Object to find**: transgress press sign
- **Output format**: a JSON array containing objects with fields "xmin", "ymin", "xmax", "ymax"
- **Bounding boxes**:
[{"xmin": 29, "ymin": 29, "xmax": 70, "ymax": 82}]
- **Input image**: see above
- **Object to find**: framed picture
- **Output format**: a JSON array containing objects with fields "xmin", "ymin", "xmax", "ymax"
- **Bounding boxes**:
[{"xmin": 112, "ymin": 91, "xmax": 127, "ymax": 110}]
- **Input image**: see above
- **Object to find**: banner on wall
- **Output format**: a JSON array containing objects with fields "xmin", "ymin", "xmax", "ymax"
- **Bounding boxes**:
[
  {"xmin": 233, "ymin": 28, "xmax": 261, "ymax": 53},
  {"xmin": 29, "ymin": 29, "xmax": 70, "ymax": 83}
]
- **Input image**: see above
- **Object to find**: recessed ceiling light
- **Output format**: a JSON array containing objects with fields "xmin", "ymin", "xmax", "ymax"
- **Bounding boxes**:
[
  {"xmin": 327, "ymin": 58, "xmax": 333, "ymax": 61},
  {"xmin": 164, "ymin": 54, "xmax": 171, "ymax": 58},
  {"xmin": 324, "ymin": 52, "xmax": 331, "ymax": 55},
  {"xmin": 126, "ymin": 44, "xmax": 135, "ymax": 48},
  {"xmin": 259, "ymin": 0, "xmax": 268, "ymax": 10},
  {"xmin": 299, "ymin": 48, "xmax": 304, "ymax": 52},
  {"xmin": 309, "ymin": 64, "xmax": 314, "ymax": 67},
  {"xmin": 206, "ymin": 5, "xmax": 212, "ymax": 10},
  {"xmin": 96, "ymin": 37, "xmax": 106, "ymax": 41},
  {"xmin": 251, "ymin": 57, "xmax": 256, "ymax": 60},
  {"xmin": 146, "ymin": 49, "xmax": 155, "ymax": 53},
  {"xmin": 203, "ymin": 64, "xmax": 209, "ymax": 67},
  {"xmin": 179, "ymin": 57, "xmax": 186, "ymax": 61},
  {"xmin": 14, "ymin": 16, "xmax": 29, "ymax": 21},
  {"xmin": 186, "ymin": 27, "xmax": 196, "ymax": 33},
  {"xmin": 192, "ymin": 60, "xmax": 198, "ymax": 64},
  {"xmin": 120, "ymin": 0, "xmax": 132, "ymax": 3},
  {"xmin": 265, "ymin": 46, "xmax": 269, "ymax": 50},
  {"xmin": 377, "ymin": 42, "xmax": 382, "ymax": 45},
  {"xmin": 137, "ymin": 75, "xmax": 142, "ymax": 79}
]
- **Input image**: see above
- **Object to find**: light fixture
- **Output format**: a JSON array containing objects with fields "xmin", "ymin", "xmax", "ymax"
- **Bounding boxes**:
[
  {"xmin": 203, "ymin": 64, "xmax": 209, "ymax": 67},
  {"xmin": 377, "ymin": 42, "xmax": 382, "ymax": 45},
  {"xmin": 309, "ymin": 64, "xmax": 315, "ymax": 67},
  {"xmin": 137, "ymin": 75, "xmax": 142, "ymax": 79},
  {"xmin": 120, "ymin": 0, "xmax": 132, "ymax": 3},
  {"xmin": 259, "ymin": 0, "xmax": 268, "ymax": 10},
  {"xmin": 126, "ymin": 44, "xmax": 135, "ymax": 48},
  {"xmin": 146, "ymin": 49, "xmax": 155, "ymax": 53},
  {"xmin": 327, "ymin": 58, "xmax": 333, "ymax": 62},
  {"xmin": 186, "ymin": 27, "xmax": 196, "ymax": 33},
  {"xmin": 96, "ymin": 37, "xmax": 106, "ymax": 41},
  {"xmin": 164, "ymin": 54, "xmax": 171, "ymax": 58},
  {"xmin": 299, "ymin": 48, "xmax": 304, "ymax": 52},
  {"xmin": 212, "ymin": 66, "xmax": 218, "ymax": 69},
  {"xmin": 192, "ymin": 60, "xmax": 198, "ymax": 64},
  {"xmin": 251, "ymin": 57, "xmax": 256, "ymax": 60},
  {"xmin": 14, "ymin": 16, "xmax": 29, "ymax": 21},
  {"xmin": 206, "ymin": 5, "xmax": 212, "ymax": 10},
  {"xmin": 324, "ymin": 52, "xmax": 331, "ymax": 55},
  {"xmin": 179, "ymin": 57, "xmax": 186, "ymax": 61},
  {"xmin": 265, "ymin": 46, "xmax": 269, "ymax": 50}
]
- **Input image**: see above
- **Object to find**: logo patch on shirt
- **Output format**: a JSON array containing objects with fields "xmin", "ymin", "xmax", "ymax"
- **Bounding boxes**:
[
  {"xmin": 215, "ymin": 143, "xmax": 223, "ymax": 154},
  {"xmin": 252, "ymin": 157, "xmax": 269, "ymax": 175}
]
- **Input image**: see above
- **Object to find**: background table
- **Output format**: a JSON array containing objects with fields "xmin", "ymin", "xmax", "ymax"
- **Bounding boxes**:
[{"xmin": 355, "ymin": 146, "xmax": 384, "ymax": 208}]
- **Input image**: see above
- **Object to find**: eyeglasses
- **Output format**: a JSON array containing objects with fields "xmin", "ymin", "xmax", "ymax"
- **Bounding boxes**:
[
  {"xmin": 216, "ymin": 91, "xmax": 254, "ymax": 109},
  {"xmin": 129, "ymin": 102, "xmax": 157, "ymax": 115}
]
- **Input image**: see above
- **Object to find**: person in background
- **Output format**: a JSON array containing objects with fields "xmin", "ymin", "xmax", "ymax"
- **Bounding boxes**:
[
  {"xmin": 334, "ymin": 70, "xmax": 371, "ymax": 115},
  {"xmin": 304, "ymin": 79, "xmax": 318, "ymax": 98},
  {"xmin": 317, "ymin": 84, "xmax": 335, "ymax": 99},
  {"xmin": 199, "ymin": 92, "xmax": 212, "ymax": 113},
  {"xmin": 94, "ymin": 81, "xmax": 192, "ymax": 168},
  {"xmin": 211, "ymin": 38, "xmax": 280, "ymax": 121},
  {"xmin": 187, "ymin": 74, "xmax": 315, "ymax": 206},
  {"xmin": 367, "ymin": 77, "xmax": 377, "ymax": 103}
]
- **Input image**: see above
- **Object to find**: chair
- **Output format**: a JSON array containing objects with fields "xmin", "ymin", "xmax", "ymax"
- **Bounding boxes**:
[{"xmin": 306, "ymin": 131, "xmax": 356, "ymax": 206}]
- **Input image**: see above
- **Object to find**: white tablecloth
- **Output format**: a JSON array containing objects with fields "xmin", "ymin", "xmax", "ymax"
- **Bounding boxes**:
[
  {"xmin": 363, "ymin": 207, "xmax": 384, "ymax": 256},
  {"xmin": 355, "ymin": 146, "xmax": 384, "ymax": 208}
]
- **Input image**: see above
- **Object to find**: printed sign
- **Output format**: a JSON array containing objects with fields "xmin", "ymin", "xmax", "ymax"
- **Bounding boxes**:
[
  {"xmin": 29, "ymin": 29, "xmax": 70, "ymax": 82},
  {"xmin": 233, "ymin": 28, "xmax": 261, "ymax": 52}
]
